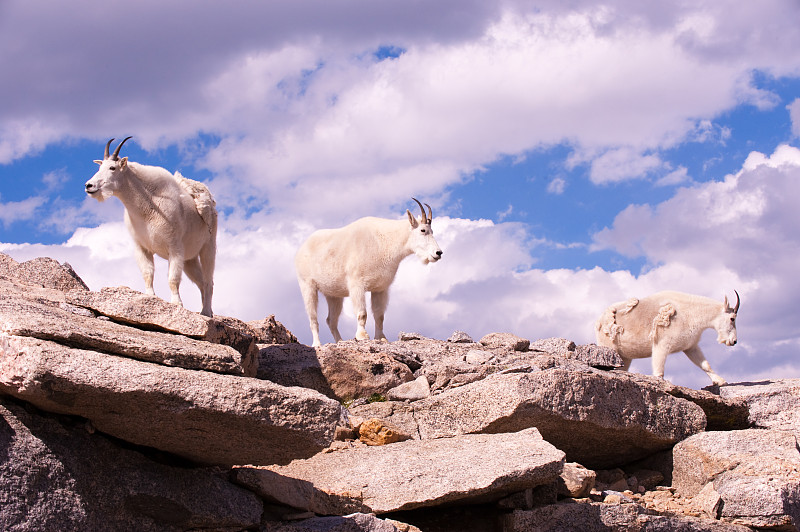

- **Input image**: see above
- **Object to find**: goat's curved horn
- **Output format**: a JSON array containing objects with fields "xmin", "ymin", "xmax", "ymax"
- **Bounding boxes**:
[
  {"xmin": 111, "ymin": 136, "xmax": 132, "ymax": 160},
  {"xmin": 424, "ymin": 202, "xmax": 433, "ymax": 222},
  {"xmin": 733, "ymin": 290, "xmax": 740, "ymax": 313},
  {"xmin": 412, "ymin": 197, "xmax": 428, "ymax": 223},
  {"xmin": 104, "ymin": 138, "xmax": 114, "ymax": 160}
]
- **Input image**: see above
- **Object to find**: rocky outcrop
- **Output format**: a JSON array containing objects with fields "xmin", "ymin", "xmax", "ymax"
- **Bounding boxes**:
[
  {"xmin": 2, "ymin": 251, "xmax": 800, "ymax": 532},
  {"xmin": 0, "ymin": 253, "xmax": 88, "ymax": 291}
]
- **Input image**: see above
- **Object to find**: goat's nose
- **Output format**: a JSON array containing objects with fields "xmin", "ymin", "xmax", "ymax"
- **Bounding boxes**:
[
  {"xmin": 85, "ymin": 182, "xmax": 93, "ymax": 191},
  {"xmin": 732, "ymin": 340, "xmax": 737, "ymax": 346},
  {"xmin": 436, "ymin": 250, "xmax": 443, "ymax": 257}
]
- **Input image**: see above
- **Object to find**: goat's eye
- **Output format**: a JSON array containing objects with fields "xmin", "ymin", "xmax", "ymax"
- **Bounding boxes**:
[
  {"xmin": 421, "ymin": 229, "xmax": 427, "ymax": 234},
  {"xmin": 109, "ymin": 166, "xmax": 116, "ymax": 171}
]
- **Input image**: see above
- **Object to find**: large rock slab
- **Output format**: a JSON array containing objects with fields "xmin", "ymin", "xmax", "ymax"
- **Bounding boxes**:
[
  {"xmin": 673, "ymin": 429, "xmax": 800, "ymax": 530},
  {"xmin": 0, "ymin": 291, "xmax": 255, "ymax": 376},
  {"xmin": 503, "ymin": 502, "xmax": 752, "ymax": 531},
  {"xmin": 0, "ymin": 252, "xmax": 89, "ymax": 291},
  {"xmin": 352, "ymin": 365, "xmax": 707, "ymax": 469},
  {"xmin": 234, "ymin": 427, "xmax": 565, "ymax": 515},
  {"xmin": 259, "ymin": 340, "xmax": 414, "ymax": 401},
  {"xmin": 643, "ymin": 375, "xmax": 750, "ymax": 431},
  {"xmin": 262, "ymin": 514, "xmax": 418, "ymax": 532},
  {"xmin": 66, "ymin": 286, "xmax": 258, "ymax": 360},
  {"xmin": 0, "ymin": 335, "xmax": 346, "ymax": 466},
  {"xmin": 720, "ymin": 379, "xmax": 800, "ymax": 435},
  {"xmin": 0, "ymin": 397, "xmax": 262, "ymax": 531}
]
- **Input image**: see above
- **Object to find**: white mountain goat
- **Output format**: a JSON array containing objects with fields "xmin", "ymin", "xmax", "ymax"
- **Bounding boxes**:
[
  {"xmin": 84, "ymin": 137, "xmax": 217, "ymax": 317},
  {"xmin": 295, "ymin": 198, "xmax": 443, "ymax": 347},
  {"xmin": 595, "ymin": 290, "xmax": 740, "ymax": 386}
]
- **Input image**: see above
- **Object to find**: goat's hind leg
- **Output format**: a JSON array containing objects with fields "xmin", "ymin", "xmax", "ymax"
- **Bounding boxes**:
[
  {"xmin": 197, "ymin": 242, "xmax": 216, "ymax": 317},
  {"xmin": 299, "ymin": 281, "xmax": 322, "ymax": 347},
  {"xmin": 348, "ymin": 284, "xmax": 370, "ymax": 341},
  {"xmin": 166, "ymin": 248, "xmax": 186, "ymax": 307},
  {"xmin": 325, "ymin": 295, "xmax": 344, "ymax": 343},
  {"xmin": 183, "ymin": 257, "xmax": 212, "ymax": 317}
]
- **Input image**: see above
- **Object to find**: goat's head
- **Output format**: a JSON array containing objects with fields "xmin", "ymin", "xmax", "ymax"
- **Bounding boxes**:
[
  {"xmin": 406, "ymin": 198, "xmax": 443, "ymax": 264},
  {"xmin": 715, "ymin": 290, "xmax": 740, "ymax": 346},
  {"xmin": 85, "ymin": 137, "xmax": 132, "ymax": 201}
]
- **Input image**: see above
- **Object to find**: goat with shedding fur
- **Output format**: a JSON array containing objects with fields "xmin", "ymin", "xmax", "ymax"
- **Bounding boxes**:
[
  {"xmin": 295, "ymin": 199, "xmax": 443, "ymax": 347},
  {"xmin": 595, "ymin": 290, "xmax": 740, "ymax": 385},
  {"xmin": 85, "ymin": 137, "xmax": 217, "ymax": 316}
]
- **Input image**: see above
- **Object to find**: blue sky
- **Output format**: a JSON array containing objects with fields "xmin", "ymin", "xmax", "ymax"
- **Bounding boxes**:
[{"xmin": 2, "ymin": 0, "xmax": 800, "ymax": 389}]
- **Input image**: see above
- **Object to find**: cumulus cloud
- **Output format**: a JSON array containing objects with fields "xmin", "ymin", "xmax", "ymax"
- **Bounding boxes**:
[
  {"xmin": 547, "ymin": 177, "xmax": 567, "ymax": 195},
  {"xmin": 0, "ymin": 195, "xmax": 46, "ymax": 228},
  {"xmin": 4, "ymin": 2, "xmax": 800, "ymax": 226},
  {"xmin": 586, "ymin": 148, "xmax": 664, "ymax": 185},
  {"xmin": 789, "ymin": 98, "xmax": 800, "ymax": 138}
]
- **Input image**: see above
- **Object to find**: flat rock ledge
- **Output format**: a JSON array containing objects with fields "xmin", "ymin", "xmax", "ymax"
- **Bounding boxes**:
[{"xmin": 235, "ymin": 427, "xmax": 564, "ymax": 515}]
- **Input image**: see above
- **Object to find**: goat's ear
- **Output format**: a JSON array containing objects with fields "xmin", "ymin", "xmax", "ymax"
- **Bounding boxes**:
[
  {"xmin": 407, "ymin": 209, "xmax": 419, "ymax": 228},
  {"xmin": 93, "ymin": 160, "xmax": 102, "ymax": 165},
  {"xmin": 119, "ymin": 157, "xmax": 128, "ymax": 168}
]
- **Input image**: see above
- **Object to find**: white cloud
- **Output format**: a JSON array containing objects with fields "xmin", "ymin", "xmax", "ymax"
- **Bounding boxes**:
[
  {"xmin": 0, "ymin": 195, "xmax": 46, "ymax": 227},
  {"xmin": 547, "ymin": 177, "xmax": 567, "ymax": 195},
  {"xmin": 5, "ymin": 2, "xmax": 800, "ymax": 225},
  {"xmin": 656, "ymin": 166, "xmax": 690, "ymax": 187},
  {"xmin": 587, "ymin": 148, "xmax": 664, "ymax": 185},
  {"xmin": 497, "ymin": 204, "xmax": 514, "ymax": 221},
  {"xmin": 788, "ymin": 98, "xmax": 800, "ymax": 138}
]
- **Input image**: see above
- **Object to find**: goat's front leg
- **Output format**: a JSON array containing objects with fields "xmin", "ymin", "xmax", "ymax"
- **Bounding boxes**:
[
  {"xmin": 348, "ymin": 284, "xmax": 370, "ymax": 341},
  {"xmin": 133, "ymin": 244, "xmax": 156, "ymax": 295},
  {"xmin": 371, "ymin": 290, "xmax": 389, "ymax": 342},
  {"xmin": 167, "ymin": 249, "xmax": 185, "ymax": 307},
  {"xmin": 684, "ymin": 345, "xmax": 726, "ymax": 386}
]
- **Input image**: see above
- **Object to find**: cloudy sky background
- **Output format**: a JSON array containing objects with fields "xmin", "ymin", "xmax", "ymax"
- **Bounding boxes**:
[{"xmin": 2, "ymin": 0, "xmax": 800, "ymax": 389}]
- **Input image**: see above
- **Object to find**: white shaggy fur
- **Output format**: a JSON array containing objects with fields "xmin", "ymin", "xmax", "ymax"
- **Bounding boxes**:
[
  {"xmin": 85, "ymin": 137, "xmax": 217, "ymax": 317},
  {"xmin": 595, "ymin": 290, "xmax": 739, "ymax": 386},
  {"xmin": 295, "ymin": 199, "xmax": 443, "ymax": 347}
]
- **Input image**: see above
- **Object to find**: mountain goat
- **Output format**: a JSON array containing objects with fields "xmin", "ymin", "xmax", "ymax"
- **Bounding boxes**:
[
  {"xmin": 295, "ymin": 198, "xmax": 443, "ymax": 347},
  {"xmin": 84, "ymin": 137, "xmax": 217, "ymax": 317},
  {"xmin": 595, "ymin": 291, "xmax": 740, "ymax": 386}
]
